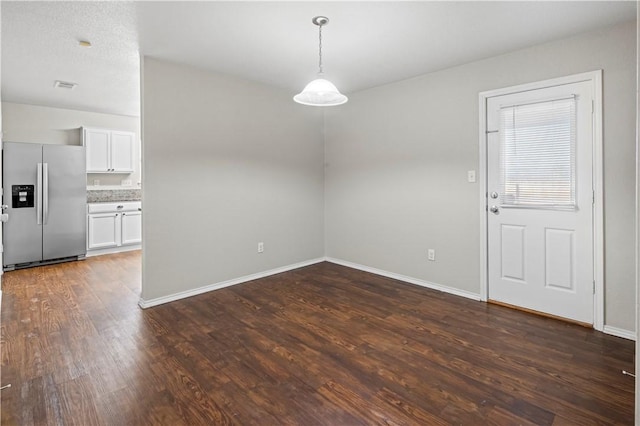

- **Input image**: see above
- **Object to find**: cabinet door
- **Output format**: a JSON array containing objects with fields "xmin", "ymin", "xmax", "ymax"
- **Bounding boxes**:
[
  {"xmin": 121, "ymin": 211, "xmax": 142, "ymax": 245},
  {"xmin": 110, "ymin": 131, "xmax": 135, "ymax": 172},
  {"xmin": 87, "ymin": 213, "xmax": 121, "ymax": 249},
  {"xmin": 85, "ymin": 129, "xmax": 111, "ymax": 172}
]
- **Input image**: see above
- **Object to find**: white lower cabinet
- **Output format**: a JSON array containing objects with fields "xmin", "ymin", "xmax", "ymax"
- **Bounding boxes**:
[
  {"xmin": 87, "ymin": 202, "xmax": 141, "ymax": 252},
  {"xmin": 121, "ymin": 211, "xmax": 142, "ymax": 245},
  {"xmin": 88, "ymin": 212, "xmax": 121, "ymax": 249}
]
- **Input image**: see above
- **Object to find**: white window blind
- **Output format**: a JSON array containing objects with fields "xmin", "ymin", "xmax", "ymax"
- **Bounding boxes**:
[{"xmin": 499, "ymin": 97, "xmax": 577, "ymax": 209}]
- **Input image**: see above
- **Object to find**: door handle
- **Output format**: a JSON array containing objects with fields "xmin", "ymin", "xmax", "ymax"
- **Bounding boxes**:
[
  {"xmin": 43, "ymin": 163, "xmax": 49, "ymax": 224},
  {"xmin": 36, "ymin": 163, "xmax": 43, "ymax": 225},
  {"xmin": 1, "ymin": 203, "xmax": 8, "ymax": 223},
  {"xmin": 490, "ymin": 206, "xmax": 499, "ymax": 214}
]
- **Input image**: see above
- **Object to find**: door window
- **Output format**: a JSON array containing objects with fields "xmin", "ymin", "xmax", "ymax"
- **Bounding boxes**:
[{"xmin": 499, "ymin": 97, "xmax": 577, "ymax": 210}]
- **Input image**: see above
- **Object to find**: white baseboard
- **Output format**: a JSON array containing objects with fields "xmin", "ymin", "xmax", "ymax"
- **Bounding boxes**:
[
  {"xmin": 602, "ymin": 325, "xmax": 637, "ymax": 341},
  {"xmin": 325, "ymin": 257, "xmax": 482, "ymax": 302},
  {"xmin": 137, "ymin": 254, "xmax": 634, "ymax": 342},
  {"xmin": 86, "ymin": 244, "xmax": 141, "ymax": 257},
  {"xmin": 138, "ymin": 257, "xmax": 325, "ymax": 309},
  {"xmin": 326, "ymin": 258, "xmax": 638, "ymax": 339}
]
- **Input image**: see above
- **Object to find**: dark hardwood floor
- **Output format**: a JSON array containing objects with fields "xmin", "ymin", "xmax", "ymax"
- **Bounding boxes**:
[{"xmin": 1, "ymin": 251, "xmax": 635, "ymax": 425}]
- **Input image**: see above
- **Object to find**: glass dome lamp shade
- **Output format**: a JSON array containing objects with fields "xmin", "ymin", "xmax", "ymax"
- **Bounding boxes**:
[
  {"xmin": 293, "ymin": 77, "xmax": 348, "ymax": 106},
  {"xmin": 294, "ymin": 16, "xmax": 348, "ymax": 107}
]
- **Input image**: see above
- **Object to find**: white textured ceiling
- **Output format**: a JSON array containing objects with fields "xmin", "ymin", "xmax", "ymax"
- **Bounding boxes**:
[
  {"xmin": 2, "ymin": 1, "xmax": 140, "ymax": 116},
  {"xmin": 2, "ymin": 1, "xmax": 636, "ymax": 117}
]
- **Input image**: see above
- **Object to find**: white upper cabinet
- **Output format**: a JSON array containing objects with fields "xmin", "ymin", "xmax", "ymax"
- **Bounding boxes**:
[
  {"xmin": 83, "ymin": 127, "xmax": 135, "ymax": 173},
  {"xmin": 110, "ymin": 131, "xmax": 135, "ymax": 172},
  {"xmin": 85, "ymin": 128, "xmax": 110, "ymax": 172}
]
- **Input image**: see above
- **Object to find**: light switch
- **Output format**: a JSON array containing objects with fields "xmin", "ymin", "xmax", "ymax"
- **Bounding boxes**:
[{"xmin": 467, "ymin": 170, "xmax": 476, "ymax": 183}]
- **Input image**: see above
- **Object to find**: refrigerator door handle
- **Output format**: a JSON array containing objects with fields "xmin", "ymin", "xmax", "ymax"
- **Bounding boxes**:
[
  {"xmin": 43, "ymin": 163, "xmax": 49, "ymax": 224},
  {"xmin": 36, "ymin": 163, "xmax": 43, "ymax": 225}
]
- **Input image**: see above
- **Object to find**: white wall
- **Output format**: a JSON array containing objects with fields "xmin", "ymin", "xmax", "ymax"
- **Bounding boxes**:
[
  {"xmin": 325, "ymin": 21, "xmax": 637, "ymax": 332},
  {"xmin": 0, "ymin": 3, "xmax": 3, "ymax": 293},
  {"xmin": 1, "ymin": 102, "xmax": 140, "ymax": 187},
  {"xmin": 635, "ymin": 5, "xmax": 639, "ymax": 422},
  {"xmin": 141, "ymin": 57, "xmax": 325, "ymax": 302}
]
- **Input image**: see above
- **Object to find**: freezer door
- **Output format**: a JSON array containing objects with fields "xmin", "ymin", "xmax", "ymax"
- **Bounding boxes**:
[
  {"xmin": 2, "ymin": 142, "xmax": 43, "ymax": 266},
  {"xmin": 42, "ymin": 145, "xmax": 87, "ymax": 260}
]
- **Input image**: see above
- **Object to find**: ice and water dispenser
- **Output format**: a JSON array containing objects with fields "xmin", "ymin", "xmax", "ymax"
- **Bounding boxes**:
[{"xmin": 11, "ymin": 185, "xmax": 35, "ymax": 208}]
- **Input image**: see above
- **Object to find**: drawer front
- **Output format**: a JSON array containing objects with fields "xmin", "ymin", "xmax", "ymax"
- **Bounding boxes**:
[{"xmin": 88, "ymin": 201, "xmax": 141, "ymax": 213}]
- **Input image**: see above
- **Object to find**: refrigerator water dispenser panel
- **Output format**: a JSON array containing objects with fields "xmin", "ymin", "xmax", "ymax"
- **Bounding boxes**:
[{"xmin": 12, "ymin": 185, "xmax": 34, "ymax": 208}]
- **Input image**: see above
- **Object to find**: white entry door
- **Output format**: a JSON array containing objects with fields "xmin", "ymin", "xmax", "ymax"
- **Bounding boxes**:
[{"xmin": 486, "ymin": 80, "xmax": 595, "ymax": 324}]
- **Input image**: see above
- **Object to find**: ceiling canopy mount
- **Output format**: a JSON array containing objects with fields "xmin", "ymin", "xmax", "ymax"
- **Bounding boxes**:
[{"xmin": 311, "ymin": 16, "xmax": 329, "ymax": 27}]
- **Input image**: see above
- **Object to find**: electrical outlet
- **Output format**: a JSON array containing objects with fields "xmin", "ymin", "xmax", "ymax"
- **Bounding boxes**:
[
  {"xmin": 93, "ymin": 179, "xmax": 100, "ymax": 186},
  {"xmin": 121, "ymin": 179, "xmax": 132, "ymax": 186},
  {"xmin": 427, "ymin": 249, "xmax": 436, "ymax": 261},
  {"xmin": 467, "ymin": 170, "xmax": 476, "ymax": 183},
  {"xmin": 258, "ymin": 242, "xmax": 264, "ymax": 253}
]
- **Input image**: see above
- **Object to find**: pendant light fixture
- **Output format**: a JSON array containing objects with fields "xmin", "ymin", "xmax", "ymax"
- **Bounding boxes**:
[{"xmin": 294, "ymin": 16, "xmax": 348, "ymax": 107}]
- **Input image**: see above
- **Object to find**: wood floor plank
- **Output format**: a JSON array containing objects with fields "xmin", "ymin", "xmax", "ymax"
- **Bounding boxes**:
[
  {"xmin": 56, "ymin": 375, "xmax": 103, "ymax": 426},
  {"xmin": 1, "ymin": 253, "xmax": 635, "ymax": 424}
]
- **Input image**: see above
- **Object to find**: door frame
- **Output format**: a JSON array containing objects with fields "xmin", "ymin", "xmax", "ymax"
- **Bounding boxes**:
[{"xmin": 478, "ymin": 70, "xmax": 604, "ymax": 331}]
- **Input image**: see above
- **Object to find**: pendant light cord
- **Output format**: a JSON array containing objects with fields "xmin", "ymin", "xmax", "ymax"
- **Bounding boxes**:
[{"xmin": 318, "ymin": 23, "xmax": 324, "ymax": 75}]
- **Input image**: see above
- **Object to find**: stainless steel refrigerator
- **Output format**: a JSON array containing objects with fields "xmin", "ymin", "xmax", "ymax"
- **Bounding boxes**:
[{"xmin": 3, "ymin": 142, "xmax": 87, "ymax": 270}]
